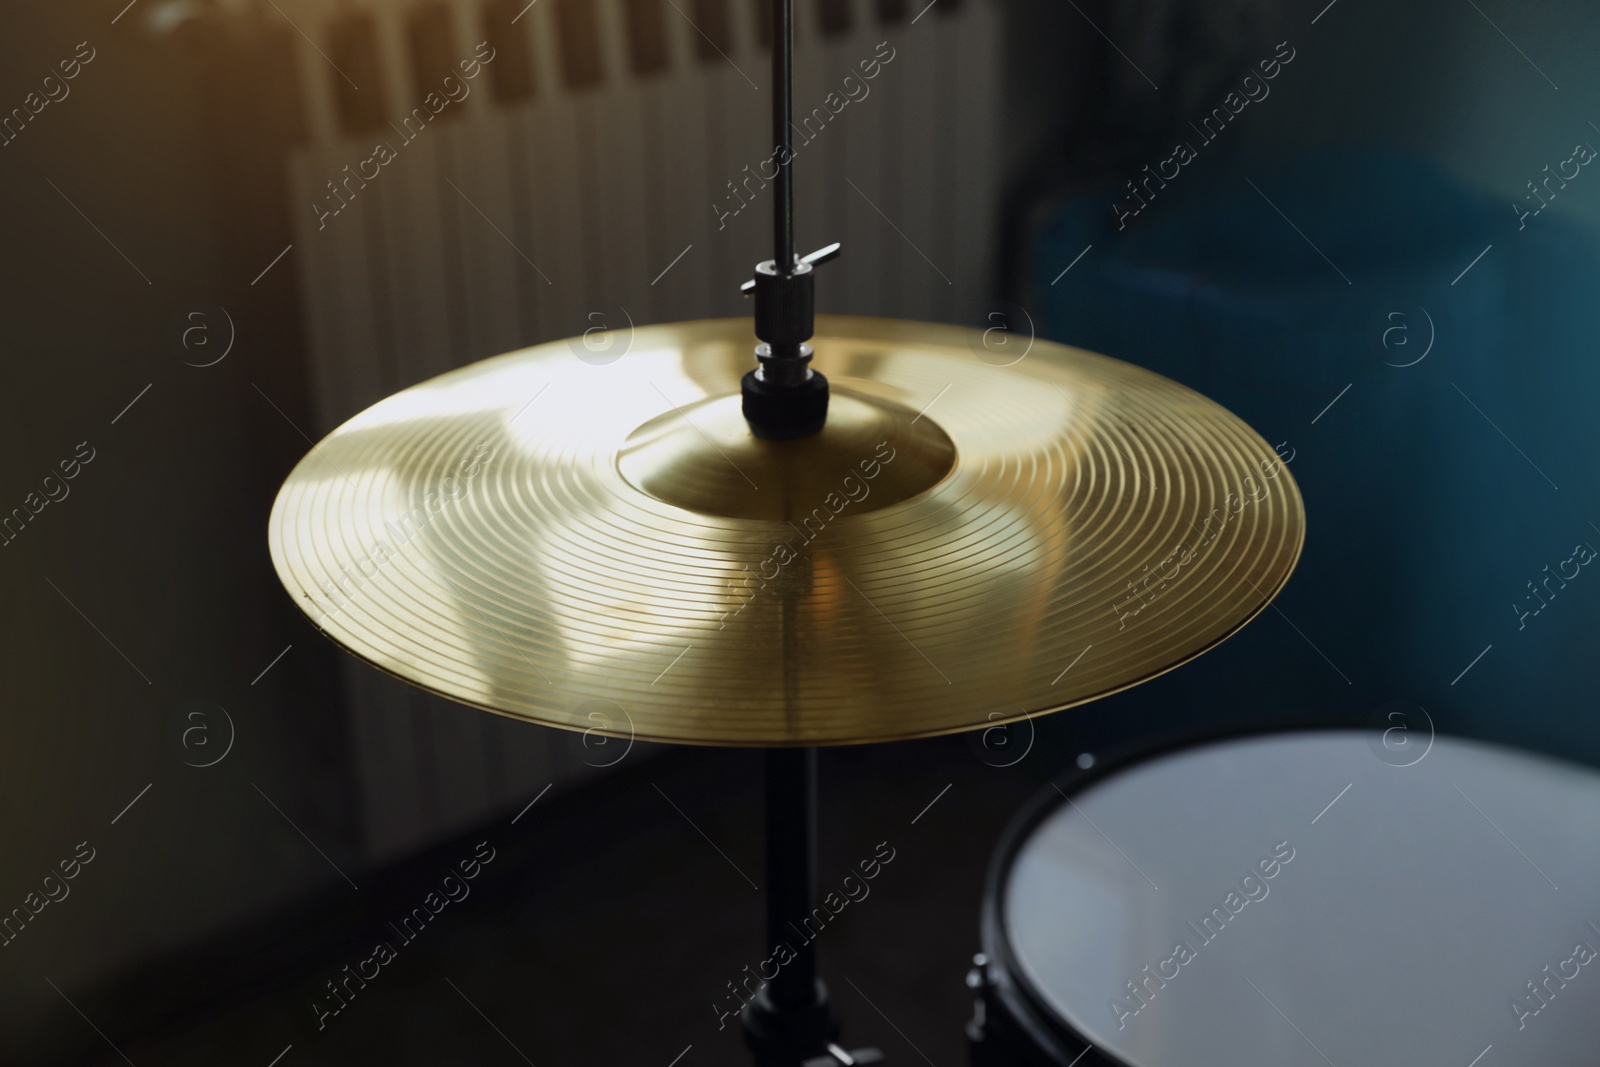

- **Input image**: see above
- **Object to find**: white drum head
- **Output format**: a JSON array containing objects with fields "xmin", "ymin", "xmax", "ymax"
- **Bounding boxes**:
[{"xmin": 1002, "ymin": 731, "xmax": 1600, "ymax": 1067}]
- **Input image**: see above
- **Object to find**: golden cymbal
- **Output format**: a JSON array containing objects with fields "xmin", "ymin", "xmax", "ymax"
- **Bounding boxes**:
[{"xmin": 268, "ymin": 316, "xmax": 1304, "ymax": 747}]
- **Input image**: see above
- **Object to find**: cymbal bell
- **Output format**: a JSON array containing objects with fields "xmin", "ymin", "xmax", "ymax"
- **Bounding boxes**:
[
  {"xmin": 618, "ymin": 389, "xmax": 956, "ymax": 521},
  {"xmin": 268, "ymin": 316, "xmax": 1304, "ymax": 747}
]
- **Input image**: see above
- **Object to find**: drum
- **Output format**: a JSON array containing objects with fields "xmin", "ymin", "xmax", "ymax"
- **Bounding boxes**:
[{"xmin": 968, "ymin": 729, "xmax": 1600, "ymax": 1067}]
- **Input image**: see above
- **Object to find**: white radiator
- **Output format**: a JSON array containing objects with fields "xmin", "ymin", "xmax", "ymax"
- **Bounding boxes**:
[{"xmin": 272, "ymin": 0, "xmax": 1003, "ymax": 861}]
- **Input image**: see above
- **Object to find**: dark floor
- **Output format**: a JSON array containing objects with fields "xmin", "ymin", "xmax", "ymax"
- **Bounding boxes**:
[
  {"xmin": 24, "ymin": 732, "xmax": 1066, "ymax": 1067},
  {"xmin": 44, "ymin": 545, "xmax": 1571, "ymax": 1067},
  {"xmin": 13, "ymin": 599, "xmax": 1442, "ymax": 1066}
]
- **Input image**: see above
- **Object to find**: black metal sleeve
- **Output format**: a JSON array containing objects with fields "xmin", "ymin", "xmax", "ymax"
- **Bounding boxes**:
[{"xmin": 764, "ymin": 747, "xmax": 818, "ymax": 1007}]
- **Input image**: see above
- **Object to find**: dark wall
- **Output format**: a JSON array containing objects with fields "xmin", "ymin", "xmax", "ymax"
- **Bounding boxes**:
[{"xmin": 0, "ymin": 2, "xmax": 353, "ymax": 1036}]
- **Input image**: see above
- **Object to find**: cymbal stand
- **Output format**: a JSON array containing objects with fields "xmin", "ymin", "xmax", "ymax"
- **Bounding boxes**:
[{"xmin": 736, "ymin": 5, "xmax": 881, "ymax": 1063}]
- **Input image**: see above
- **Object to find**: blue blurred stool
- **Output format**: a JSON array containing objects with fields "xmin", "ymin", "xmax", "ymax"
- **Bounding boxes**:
[{"xmin": 1025, "ymin": 148, "xmax": 1600, "ymax": 762}]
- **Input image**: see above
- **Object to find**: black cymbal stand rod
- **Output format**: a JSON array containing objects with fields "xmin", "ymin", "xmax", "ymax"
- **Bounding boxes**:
[
  {"xmin": 740, "ymin": 748, "xmax": 839, "ymax": 1066},
  {"xmin": 765, "ymin": 747, "xmax": 819, "ymax": 1009},
  {"xmin": 773, "ymin": 0, "xmax": 796, "ymax": 273}
]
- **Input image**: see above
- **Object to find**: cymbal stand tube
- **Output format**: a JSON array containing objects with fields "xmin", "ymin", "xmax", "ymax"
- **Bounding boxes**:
[
  {"xmin": 766, "ymin": 747, "xmax": 819, "ymax": 1007},
  {"xmin": 741, "ymin": 747, "xmax": 840, "ymax": 1063}
]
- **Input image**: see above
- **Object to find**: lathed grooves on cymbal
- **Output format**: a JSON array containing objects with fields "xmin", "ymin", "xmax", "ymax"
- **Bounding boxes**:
[{"xmin": 268, "ymin": 316, "xmax": 1305, "ymax": 747}]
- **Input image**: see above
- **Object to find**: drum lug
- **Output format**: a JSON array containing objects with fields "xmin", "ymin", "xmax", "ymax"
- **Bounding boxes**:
[{"xmin": 965, "ymin": 953, "xmax": 996, "ymax": 1054}]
